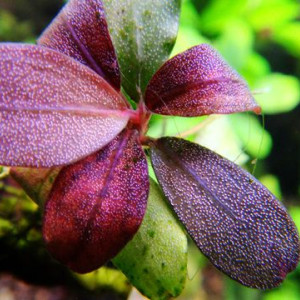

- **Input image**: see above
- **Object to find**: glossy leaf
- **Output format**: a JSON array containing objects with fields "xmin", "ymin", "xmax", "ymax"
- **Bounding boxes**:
[
  {"xmin": 150, "ymin": 137, "xmax": 300, "ymax": 289},
  {"xmin": 0, "ymin": 44, "xmax": 129, "ymax": 167},
  {"xmin": 145, "ymin": 44, "xmax": 261, "ymax": 117},
  {"xmin": 43, "ymin": 129, "xmax": 149, "ymax": 273},
  {"xmin": 113, "ymin": 178, "xmax": 187, "ymax": 299},
  {"xmin": 38, "ymin": 0, "xmax": 120, "ymax": 90},
  {"xmin": 102, "ymin": 0, "xmax": 181, "ymax": 101}
]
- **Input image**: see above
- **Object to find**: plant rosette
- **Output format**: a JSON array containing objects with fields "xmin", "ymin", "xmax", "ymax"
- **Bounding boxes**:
[{"xmin": 0, "ymin": 0, "xmax": 299, "ymax": 298}]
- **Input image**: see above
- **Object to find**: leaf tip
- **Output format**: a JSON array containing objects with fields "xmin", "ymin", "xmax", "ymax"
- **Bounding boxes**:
[{"xmin": 253, "ymin": 105, "xmax": 262, "ymax": 115}]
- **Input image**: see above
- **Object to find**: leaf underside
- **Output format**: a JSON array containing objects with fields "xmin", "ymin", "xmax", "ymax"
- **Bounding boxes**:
[
  {"xmin": 103, "ymin": 0, "xmax": 181, "ymax": 101},
  {"xmin": 150, "ymin": 137, "xmax": 300, "ymax": 289},
  {"xmin": 43, "ymin": 129, "xmax": 149, "ymax": 273},
  {"xmin": 0, "ymin": 44, "xmax": 128, "ymax": 167},
  {"xmin": 38, "ymin": 0, "xmax": 120, "ymax": 90},
  {"xmin": 145, "ymin": 44, "xmax": 261, "ymax": 117}
]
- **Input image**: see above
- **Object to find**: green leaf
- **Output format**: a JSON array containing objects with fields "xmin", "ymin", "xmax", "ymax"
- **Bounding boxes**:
[
  {"xmin": 289, "ymin": 207, "xmax": 300, "ymax": 234},
  {"xmin": 198, "ymin": 0, "xmax": 247, "ymax": 35},
  {"xmin": 0, "ymin": 10, "xmax": 33, "ymax": 42},
  {"xmin": 147, "ymin": 115, "xmax": 206, "ymax": 139},
  {"xmin": 0, "ymin": 218, "xmax": 14, "ymax": 237},
  {"xmin": 273, "ymin": 22, "xmax": 300, "ymax": 58},
  {"xmin": 230, "ymin": 114, "xmax": 272, "ymax": 159},
  {"xmin": 215, "ymin": 20, "xmax": 254, "ymax": 70},
  {"xmin": 254, "ymin": 73, "xmax": 300, "ymax": 114},
  {"xmin": 171, "ymin": 0, "xmax": 208, "ymax": 56},
  {"xmin": 247, "ymin": 0, "xmax": 299, "ymax": 31},
  {"xmin": 75, "ymin": 267, "xmax": 130, "ymax": 294},
  {"xmin": 113, "ymin": 178, "xmax": 188, "ymax": 299},
  {"xmin": 259, "ymin": 174, "xmax": 282, "ymax": 199},
  {"xmin": 103, "ymin": 0, "xmax": 181, "ymax": 101},
  {"xmin": 195, "ymin": 115, "xmax": 248, "ymax": 165},
  {"xmin": 240, "ymin": 52, "xmax": 270, "ymax": 85},
  {"xmin": 225, "ymin": 277, "xmax": 260, "ymax": 300},
  {"xmin": 171, "ymin": 25, "xmax": 208, "ymax": 56},
  {"xmin": 263, "ymin": 280, "xmax": 300, "ymax": 300},
  {"xmin": 180, "ymin": 0, "xmax": 200, "ymax": 29}
]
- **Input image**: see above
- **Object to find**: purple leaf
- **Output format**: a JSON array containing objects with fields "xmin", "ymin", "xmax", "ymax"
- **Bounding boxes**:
[
  {"xmin": 145, "ymin": 44, "xmax": 261, "ymax": 117},
  {"xmin": 150, "ymin": 137, "xmax": 300, "ymax": 289},
  {"xmin": 0, "ymin": 44, "xmax": 129, "ymax": 167},
  {"xmin": 38, "ymin": 0, "xmax": 120, "ymax": 90},
  {"xmin": 43, "ymin": 129, "xmax": 149, "ymax": 273}
]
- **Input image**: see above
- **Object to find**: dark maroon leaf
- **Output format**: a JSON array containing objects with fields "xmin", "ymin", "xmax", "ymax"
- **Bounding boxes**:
[
  {"xmin": 43, "ymin": 129, "xmax": 149, "ymax": 273},
  {"xmin": 38, "ymin": 0, "xmax": 120, "ymax": 90},
  {"xmin": 150, "ymin": 137, "xmax": 300, "ymax": 289},
  {"xmin": 145, "ymin": 44, "xmax": 261, "ymax": 117},
  {"xmin": 0, "ymin": 44, "xmax": 129, "ymax": 167}
]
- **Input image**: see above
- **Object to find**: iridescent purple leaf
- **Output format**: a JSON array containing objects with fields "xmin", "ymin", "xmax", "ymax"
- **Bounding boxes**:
[
  {"xmin": 0, "ymin": 44, "xmax": 129, "ymax": 167},
  {"xmin": 145, "ymin": 44, "xmax": 261, "ymax": 117},
  {"xmin": 150, "ymin": 137, "xmax": 300, "ymax": 289},
  {"xmin": 43, "ymin": 129, "xmax": 149, "ymax": 273},
  {"xmin": 38, "ymin": 0, "xmax": 120, "ymax": 90}
]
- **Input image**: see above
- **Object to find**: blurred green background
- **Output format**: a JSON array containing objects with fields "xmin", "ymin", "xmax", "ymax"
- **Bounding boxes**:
[{"xmin": 0, "ymin": 0, "xmax": 300, "ymax": 299}]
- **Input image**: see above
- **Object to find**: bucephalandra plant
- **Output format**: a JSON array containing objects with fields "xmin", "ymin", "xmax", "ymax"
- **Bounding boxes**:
[{"xmin": 0, "ymin": 0, "xmax": 299, "ymax": 298}]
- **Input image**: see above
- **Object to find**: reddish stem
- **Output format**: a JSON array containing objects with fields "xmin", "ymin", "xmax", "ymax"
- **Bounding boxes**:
[{"xmin": 129, "ymin": 101, "xmax": 151, "ymax": 142}]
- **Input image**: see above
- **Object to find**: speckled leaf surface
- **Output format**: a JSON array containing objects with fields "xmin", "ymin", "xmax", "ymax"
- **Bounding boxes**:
[
  {"xmin": 10, "ymin": 167, "xmax": 60, "ymax": 207},
  {"xmin": 113, "ymin": 178, "xmax": 187, "ymax": 299},
  {"xmin": 150, "ymin": 137, "xmax": 300, "ymax": 289},
  {"xmin": 43, "ymin": 129, "xmax": 149, "ymax": 273},
  {"xmin": 145, "ymin": 44, "xmax": 261, "ymax": 117},
  {"xmin": 102, "ymin": 0, "xmax": 181, "ymax": 101},
  {"xmin": 38, "ymin": 0, "xmax": 120, "ymax": 90},
  {"xmin": 0, "ymin": 44, "xmax": 129, "ymax": 167}
]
